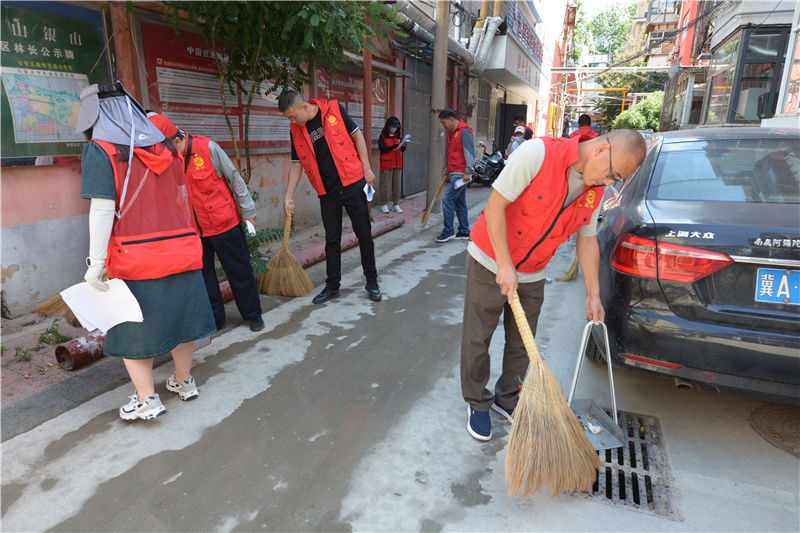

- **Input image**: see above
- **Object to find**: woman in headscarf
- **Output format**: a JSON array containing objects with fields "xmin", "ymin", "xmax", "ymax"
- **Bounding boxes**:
[{"xmin": 75, "ymin": 82, "xmax": 215, "ymax": 421}]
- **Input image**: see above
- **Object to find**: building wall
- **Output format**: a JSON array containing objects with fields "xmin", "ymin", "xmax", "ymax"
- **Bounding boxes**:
[{"xmin": 0, "ymin": 2, "xmax": 392, "ymax": 317}]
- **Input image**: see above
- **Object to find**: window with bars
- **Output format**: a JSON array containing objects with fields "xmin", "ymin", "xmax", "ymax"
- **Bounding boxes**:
[{"xmin": 477, "ymin": 81, "xmax": 491, "ymax": 136}]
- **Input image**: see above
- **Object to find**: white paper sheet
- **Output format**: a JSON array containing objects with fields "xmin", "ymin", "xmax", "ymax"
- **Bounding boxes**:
[
  {"xmin": 454, "ymin": 177, "xmax": 471, "ymax": 189},
  {"xmin": 363, "ymin": 183, "xmax": 375, "ymax": 201},
  {"xmin": 395, "ymin": 134, "xmax": 411, "ymax": 149},
  {"xmin": 245, "ymin": 219, "xmax": 256, "ymax": 236},
  {"xmin": 60, "ymin": 279, "xmax": 143, "ymax": 334}
]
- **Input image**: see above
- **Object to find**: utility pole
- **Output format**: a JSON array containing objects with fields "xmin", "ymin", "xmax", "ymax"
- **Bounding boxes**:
[{"xmin": 426, "ymin": 0, "xmax": 449, "ymax": 212}]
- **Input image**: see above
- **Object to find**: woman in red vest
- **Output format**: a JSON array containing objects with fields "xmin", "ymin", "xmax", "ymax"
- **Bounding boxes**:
[
  {"xmin": 378, "ymin": 116, "xmax": 407, "ymax": 213},
  {"xmin": 75, "ymin": 82, "xmax": 215, "ymax": 421}
]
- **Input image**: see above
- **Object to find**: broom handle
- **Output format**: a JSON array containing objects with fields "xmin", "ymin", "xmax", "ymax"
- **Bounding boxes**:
[
  {"xmin": 421, "ymin": 177, "xmax": 447, "ymax": 227},
  {"xmin": 281, "ymin": 209, "xmax": 293, "ymax": 251},
  {"xmin": 509, "ymin": 290, "xmax": 542, "ymax": 364}
]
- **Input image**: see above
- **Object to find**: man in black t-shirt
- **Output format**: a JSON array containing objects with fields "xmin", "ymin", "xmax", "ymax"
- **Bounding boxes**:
[{"xmin": 278, "ymin": 90, "xmax": 381, "ymax": 304}]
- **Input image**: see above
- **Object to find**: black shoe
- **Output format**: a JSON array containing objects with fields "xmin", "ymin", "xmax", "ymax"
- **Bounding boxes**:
[
  {"xmin": 365, "ymin": 283, "xmax": 382, "ymax": 302},
  {"xmin": 455, "ymin": 231, "xmax": 471, "ymax": 240},
  {"xmin": 312, "ymin": 286, "xmax": 340, "ymax": 304},
  {"xmin": 249, "ymin": 316, "xmax": 265, "ymax": 332}
]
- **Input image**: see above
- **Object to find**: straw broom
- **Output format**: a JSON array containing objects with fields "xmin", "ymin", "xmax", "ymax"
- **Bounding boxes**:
[
  {"xmin": 505, "ymin": 290, "xmax": 602, "ymax": 499},
  {"xmin": 421, "ymin": 177, "xmax": 447, "ymax": 227},
  {"xmin": 32, "ymin": 271, "xmax": 112, "ymax": 327},
  {"xmin": 257, "ymin": 207, "xmax": 313, "ymax": 297},
  {"xmin": 556, "ymin": 253, "xmax": 579, "ymax": 282},
  {"xmin": 32, "ymin": 295, "xmax": 80, "ymax": 327}
]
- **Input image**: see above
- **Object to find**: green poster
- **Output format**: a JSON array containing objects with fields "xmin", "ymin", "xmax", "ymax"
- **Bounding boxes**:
[{"xmin": 1, "ymin": 4, "xmax": 108, "ymax": 159}]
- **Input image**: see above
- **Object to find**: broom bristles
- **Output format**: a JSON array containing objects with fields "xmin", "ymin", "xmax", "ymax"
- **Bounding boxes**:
[
  {"xmin": 258, "ymin": 248, "xmax": 314, "ymax": 297},
  {"xmin": 32, "ymin": 295, "xmax": 80, "ymax": 327},
  {"xmin": 257, "ymin": 208, "xmax": 314, "ymax": 297},
  {"xmin": 556, "ymin": 254, "xmax": 579, "ymax": 282},
  {"xmin": 505, "ymin": 291, "xmax": 602, "ymax": 499}
]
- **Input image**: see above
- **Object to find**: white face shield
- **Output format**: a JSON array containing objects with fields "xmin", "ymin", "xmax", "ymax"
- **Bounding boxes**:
[{"xmin": 76, "ymin": 82, "xmax": 165, "ymax": 218}]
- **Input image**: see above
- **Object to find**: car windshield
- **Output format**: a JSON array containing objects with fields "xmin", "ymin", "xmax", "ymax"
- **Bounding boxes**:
[{"xmin": 648, "ymin": 138, "xmax": 800, "ymax": 203}]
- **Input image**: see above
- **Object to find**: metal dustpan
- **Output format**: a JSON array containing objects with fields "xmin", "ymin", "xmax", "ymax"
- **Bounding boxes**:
[{"xmin": 566, "ymin": 322, "xmax": 624, "ymax": 451}]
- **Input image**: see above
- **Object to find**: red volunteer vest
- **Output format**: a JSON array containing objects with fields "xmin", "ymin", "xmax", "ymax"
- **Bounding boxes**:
[
  {"xmin": 570, "ymin": 126, "xmax": 599, "ymax": 143},
  {"xmin": 291, "ymin": 99, "xmax": 363, "ymax": 196},
  {"xmin": 445, "ymin": 120, "xmax": 473, "ymax": 173},
  {"xmin": 183, "ymin": 134, "xmax": 241, "ymax": 237},
  {"xmin": 93, "ymin": 140, "xmax": 203, "ymax": 280},
  {"xmin": 471, "ymin": 136, "xmax": 604, "ymax": 273},
  {"xmin": 379, "ymin": 135, "xmax": 403, "ymax": 170}
]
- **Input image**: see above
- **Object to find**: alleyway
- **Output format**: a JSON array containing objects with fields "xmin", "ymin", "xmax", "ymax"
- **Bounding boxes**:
[{"xmin": 2, "ymin": 198, "xmax": 798, "ymax": 532}]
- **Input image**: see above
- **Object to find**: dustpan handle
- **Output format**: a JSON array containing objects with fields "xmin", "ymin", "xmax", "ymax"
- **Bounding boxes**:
[{"xmin": 567, "ymin": 321, "xmax": 618, "ymax": 426}]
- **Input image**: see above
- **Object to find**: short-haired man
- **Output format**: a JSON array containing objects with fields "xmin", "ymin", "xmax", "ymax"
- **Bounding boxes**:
[
  {"xmin": 278, "ymin": 90, "xmax": 381, "ymax": 304},
  {"xmin": 512, "ymin": 114, "xmax": 533, "ymax": 140},
  {"xmin": 570, "ymin": 114, "xmax": 599, "ymax": 143},
  {"xmin": 461, "ymin": 129, "xmax": 646, "ymax": 441},
  {"xmin": 436, "ymin": 109, "xmax": 475, "ymax": 243},
  {"xmin": 148, "ymin": 113, "xmax": 264, "ymax": 332}
]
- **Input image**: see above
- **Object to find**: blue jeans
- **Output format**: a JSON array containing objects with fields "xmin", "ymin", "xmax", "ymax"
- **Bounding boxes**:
[{"xmin": 442, "ymin": 173, "xmax": 469, "ymax": 235}]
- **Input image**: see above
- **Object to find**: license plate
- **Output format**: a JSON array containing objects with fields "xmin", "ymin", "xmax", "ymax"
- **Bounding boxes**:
[{"xmin": 755, "ymin": 268, "xmax": 799, "ymax": 305}]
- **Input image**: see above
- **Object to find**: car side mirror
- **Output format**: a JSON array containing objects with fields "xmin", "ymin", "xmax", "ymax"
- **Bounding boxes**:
[{"xmin": 477, "ymin": 141, "xmax": 485, "ymax": 147}]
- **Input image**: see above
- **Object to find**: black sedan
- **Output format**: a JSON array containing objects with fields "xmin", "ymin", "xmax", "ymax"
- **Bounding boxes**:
[{"xmin": 590, "ymin": 127, "xmax": 800, "ymax": 403}]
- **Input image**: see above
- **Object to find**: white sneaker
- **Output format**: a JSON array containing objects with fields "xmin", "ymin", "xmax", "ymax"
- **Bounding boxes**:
[
  {"xmin": 167, "ymin": 375, "xmax": 199, "ymax": 401},
  {"xmin": 393, "ymin": 204, "xmax": 403, "ymax": 213},
  {"xmin": 380, "ymin": 205, "xmax": 390, "ymax": 213},
  {"xmin": 119, "ymin": 393, "xmax": 166, "ymax": 420}
]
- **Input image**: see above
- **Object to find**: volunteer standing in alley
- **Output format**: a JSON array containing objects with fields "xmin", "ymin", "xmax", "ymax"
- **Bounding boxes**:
[
  {"xmin": 278, "ymin": 90, "xmax": 381, "ymax": 304},
  {"xmin": 76, "ymin": 83, "xmax": 215, "ymax": 420},
  {"xmin": 148, "ymin": 114, "xmax": 264, "ymax": 333}
]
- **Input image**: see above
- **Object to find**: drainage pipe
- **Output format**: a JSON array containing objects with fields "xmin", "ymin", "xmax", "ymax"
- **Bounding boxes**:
[
  {"xmin": 473, "ymin": 16, "xmax": 503, "ymax": 73},
  {"xmin": 674, "ymin": 377, "xmax": 694, "ymax": 391},
  {"xmin": 54, "ymin": 332, "xmax": 105, "ymax": 370},
  {"xmin": 394, "ymin": 0, "xmax": 475, "ymax": 66}
]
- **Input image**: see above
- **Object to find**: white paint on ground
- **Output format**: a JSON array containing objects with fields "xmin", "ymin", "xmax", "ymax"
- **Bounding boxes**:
[
  {"xmin": 309, "ymin": 430, "xmax": 328, "ymax": 442},
  {"xmin": 162, "ymin": 472, "xmax": 182, "ymax": 485}
]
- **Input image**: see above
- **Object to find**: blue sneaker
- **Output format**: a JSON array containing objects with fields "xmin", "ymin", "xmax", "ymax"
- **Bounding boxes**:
[
  {"xmin": 435, "ymin": 231, "xmax": 455, "ymax": 243},
  {"xmin": 467, "ymin": 406, "xmax": 492, "ymax": 441},
  {"xmin": 491, "ymin": 401, "xmax": 514, "ymax": 423}
]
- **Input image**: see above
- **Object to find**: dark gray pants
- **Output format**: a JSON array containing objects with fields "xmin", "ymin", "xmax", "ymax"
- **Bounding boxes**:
[{"xmin": 460, "ymin": 255, "xmax": 545, "ymax": 412}]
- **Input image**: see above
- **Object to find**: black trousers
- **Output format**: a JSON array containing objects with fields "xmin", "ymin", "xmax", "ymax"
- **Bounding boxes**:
[
  {"xmin": 201, "ymin": 224, "xmax": 262, "ymax": 327},
  {"xmin": 319, "ymin": 179, "xmax": 378, "ymax": 289}
]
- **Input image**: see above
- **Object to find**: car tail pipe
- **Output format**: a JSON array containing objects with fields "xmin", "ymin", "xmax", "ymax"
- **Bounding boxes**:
[{"xmin": 674, "ymin": 377, "xmax": 694, "ymax": 391}]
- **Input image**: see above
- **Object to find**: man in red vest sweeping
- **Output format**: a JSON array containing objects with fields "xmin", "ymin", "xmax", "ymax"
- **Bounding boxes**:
[
  {"xmin": 436, "ymin": 109, "xmax": 475, "ymax": 243},
  {"xmin": 278, "ymin": 90, "xmax": 381, "ymax": 304},
  {"xmin": 461, "ymin": 129, "xmax": 646, "ymax": 441},
  {"xmin": 147, "ymin": 113, "xmax": 264, "ymax": 333}
]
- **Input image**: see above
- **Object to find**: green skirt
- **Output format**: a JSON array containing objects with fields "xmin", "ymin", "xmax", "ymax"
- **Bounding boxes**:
[{"xmin": 103, "ymin": 270, "xmax": 215, "ymax": 359}]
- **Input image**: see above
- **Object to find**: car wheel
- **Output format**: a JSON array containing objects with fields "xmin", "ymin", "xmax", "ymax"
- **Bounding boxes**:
[{"xmin": 586, "ymin": 334, "xmax": 606, "ymax": 363}]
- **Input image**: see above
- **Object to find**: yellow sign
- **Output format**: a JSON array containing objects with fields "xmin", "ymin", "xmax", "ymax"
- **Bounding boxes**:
[
  {"xmin": 193, "ymin": 156, "xmax": 205, "ymax": 169},
  {"xmin": 585, "ymin": 190, "xmax": 596, "ymax": 207},
  {"xmin": 328, "ymin": 115, "xmax": 337, "ymax": 125}
]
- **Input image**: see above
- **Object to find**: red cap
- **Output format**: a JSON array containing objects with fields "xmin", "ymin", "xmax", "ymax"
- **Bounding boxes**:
[{"xmin": 148, "ymin": 114, "xmax": 179, "ymax": 139}]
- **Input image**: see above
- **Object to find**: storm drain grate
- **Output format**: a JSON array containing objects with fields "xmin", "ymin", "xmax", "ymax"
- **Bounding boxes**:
[{"xmin": 577, "ymin": 410, "xmax": 681, "ymax": 520}]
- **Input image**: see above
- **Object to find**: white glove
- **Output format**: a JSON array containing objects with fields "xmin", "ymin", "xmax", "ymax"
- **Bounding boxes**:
[
  {"xmin": 85, "ymin": 198, "xmax": 115, "ymax": 292},
  {"xmin": 84, "ymin": 258, "xmax": 108, "ymax": 292}
]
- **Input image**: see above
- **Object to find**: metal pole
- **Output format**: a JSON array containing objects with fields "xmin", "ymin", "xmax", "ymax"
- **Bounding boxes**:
[{"xmin": 426, "ymin": 0, "xmax": 449, "ymax": 211}]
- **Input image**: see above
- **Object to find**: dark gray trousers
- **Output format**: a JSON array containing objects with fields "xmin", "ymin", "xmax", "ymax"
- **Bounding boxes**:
[{"xmin": 460, "ymin": 255, "xmax": 545, "ymax": 412}]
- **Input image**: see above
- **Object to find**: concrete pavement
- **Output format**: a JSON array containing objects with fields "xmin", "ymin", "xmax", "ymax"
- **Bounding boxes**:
[{"xmin": 2, "ymin": 190, "xmax": 798, "ymax": 532}]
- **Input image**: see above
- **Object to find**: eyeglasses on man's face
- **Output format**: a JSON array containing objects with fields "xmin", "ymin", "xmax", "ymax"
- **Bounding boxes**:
[{"xmin": 606, "ymin": 140, "xmax": 625, "ymax": 183}]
